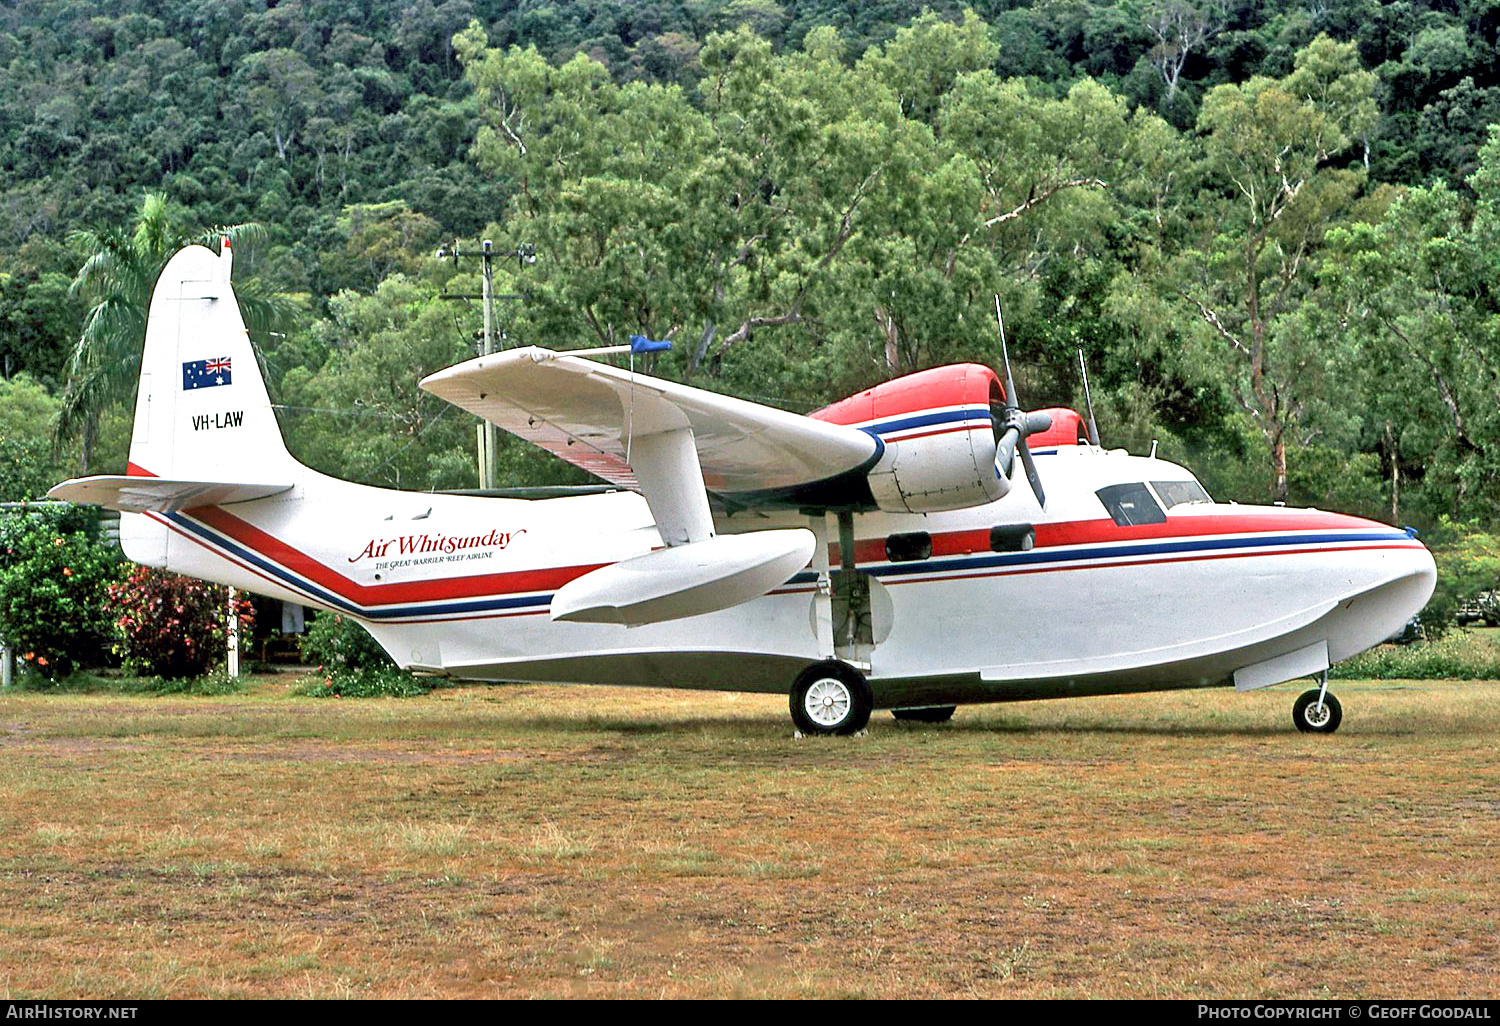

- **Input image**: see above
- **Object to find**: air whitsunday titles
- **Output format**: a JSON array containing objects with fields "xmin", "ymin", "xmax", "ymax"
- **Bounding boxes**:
[{"xmin": 52, "ymin": 242, "xmax": 1435, "ymax": 735}]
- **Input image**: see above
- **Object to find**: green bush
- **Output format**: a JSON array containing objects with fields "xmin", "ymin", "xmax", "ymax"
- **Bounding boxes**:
[
  {"xmin": 109, "ymin": 565, "xmax": 255, "ymax": 679},
  {"xmin": 300, "ymin": 611, "xmax": 394, "ymax": 670},
  {"xmin": 297, "ymin": 611, "xmax": 427, "ymax": 696},
  {"xmin": 115, "ymin": 668, "xmax": 250, "ymax": 696},
  {"xmin": 0, "ymin": 504, "xmax": 122, "ymax": 679},
  {"xmin": 1333, "ymin": 628, "xmax": 1500, "ymax": 680},
  {"xmin": 293, "ymin": 666, "xmax": 431, "ymax": 698}
]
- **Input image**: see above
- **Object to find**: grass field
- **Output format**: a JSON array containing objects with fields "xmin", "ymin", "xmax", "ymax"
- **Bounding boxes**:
[{"xmin": 0, "ymin": 674, "xmax": 1496, "ymax": 999}]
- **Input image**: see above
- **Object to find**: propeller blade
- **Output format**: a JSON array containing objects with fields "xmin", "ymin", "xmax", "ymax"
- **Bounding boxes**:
[
  {"xmin": 1018, "ymin": 436, "xmax": 1046, "ymax": 508},
  {"xmin": 995, "ymin": 424, "xmax": 1021, "ymax": 481},
  {"xmin": 992, "ymin": 295, "xmax": 1048, "ymax": 507}
]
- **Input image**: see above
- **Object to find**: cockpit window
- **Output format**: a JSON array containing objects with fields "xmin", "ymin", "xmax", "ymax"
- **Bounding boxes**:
[
  {"xmin": 1096, "ymin": 483, "xmax": 1167, "ymax": 526},
  {"xmin": 1151, "ymin": 479, "xmax": 1212, "ymax": 509}
]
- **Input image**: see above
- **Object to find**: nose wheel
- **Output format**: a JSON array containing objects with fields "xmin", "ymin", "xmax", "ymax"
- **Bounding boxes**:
[
  {"xmin": 790, "ymin": 661, "xmax": 873, "ymax": 736},
  {"xmin": 1293, "ymin": 676, "xmax": 1342, "ymax": 733}
]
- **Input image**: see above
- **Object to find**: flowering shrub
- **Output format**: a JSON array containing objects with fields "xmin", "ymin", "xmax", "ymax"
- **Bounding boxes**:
[
  {"xmin": 109, "ymin": 566, "xmax": 254, "ymax": 679},
  {"xmin": 0, "ymin": 505, "xmax": 122, "ymax": 680}
]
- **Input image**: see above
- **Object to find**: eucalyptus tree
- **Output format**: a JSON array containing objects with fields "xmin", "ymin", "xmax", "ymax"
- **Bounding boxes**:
[
  {"xmin": 1156, "ymin": 36, "xmax": 1378, "ymax": 503},
  {"xmin": 1322, "ymin": 137, "xmax": 1500, "ymax": 525}
]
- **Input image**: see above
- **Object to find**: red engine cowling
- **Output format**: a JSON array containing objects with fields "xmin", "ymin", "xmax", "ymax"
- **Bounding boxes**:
[{"xmin": 810, "ymin": 364, "xmax": 1009, "ymax": 513}]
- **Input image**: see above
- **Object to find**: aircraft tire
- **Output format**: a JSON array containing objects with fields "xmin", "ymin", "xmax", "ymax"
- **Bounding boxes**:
[
  {"xmin": 891, "ymin": 705, "xmax": 956, "ymax": 724},
  {"xmin": 1292, "ymin": 688, "xmax": 1342, "ymax": 734},
  {"xmin": 790, "ymin": 661, "xmax": 872, "ymax": 736}
]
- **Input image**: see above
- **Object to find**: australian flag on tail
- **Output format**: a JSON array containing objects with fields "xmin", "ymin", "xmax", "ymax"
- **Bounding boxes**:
[{"xmin": 182, "ymin": 357, "xmax": 232, "ymax": 390}]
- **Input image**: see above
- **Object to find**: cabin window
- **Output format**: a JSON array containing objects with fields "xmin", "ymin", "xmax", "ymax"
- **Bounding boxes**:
[
  {"xmin": 885, "ymin": 532, "xmax": 932, "ymax": 562},
  {"xmin": 990, "ymin": 524, "xmax": 1035, "ymax": 552},
  {"xmin": 1151, "ymin": 479, "xmax": 1212, "ymax": 509},
  {"xmin": 1096, "ymin": 483, "xmax": 1167, "ymax": 527}
]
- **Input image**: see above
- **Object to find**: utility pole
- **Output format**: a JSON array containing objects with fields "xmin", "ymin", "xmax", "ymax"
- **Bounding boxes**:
[
  {"xmin": 435, "ymin": 240, "xmax": 535, "ymax": 490},
  {"xmin": 227, "ymin": 587, "xmax": 240, "ymax": 679}
]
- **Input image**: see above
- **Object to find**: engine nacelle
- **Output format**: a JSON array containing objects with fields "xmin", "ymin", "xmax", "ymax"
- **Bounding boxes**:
[{"xmin": 810, "ymin": 364, "xmax": 1010, "ymax": 513}]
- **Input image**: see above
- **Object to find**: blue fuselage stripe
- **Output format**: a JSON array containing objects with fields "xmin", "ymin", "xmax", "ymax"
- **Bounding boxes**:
[{"xmin": 861, "ymin": 406, "xmax": 991, "ymax": 437}]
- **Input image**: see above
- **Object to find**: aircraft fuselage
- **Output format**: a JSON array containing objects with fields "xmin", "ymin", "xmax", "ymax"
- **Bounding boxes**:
[{"xmin": 128, "ymin": 443, "xmax": 1434, "ymax": 711}]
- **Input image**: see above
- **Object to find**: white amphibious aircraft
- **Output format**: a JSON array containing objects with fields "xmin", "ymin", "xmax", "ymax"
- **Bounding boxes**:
[{"xmin": 53, "ymin": 243, "xmax": 1436, "ymax": 735}]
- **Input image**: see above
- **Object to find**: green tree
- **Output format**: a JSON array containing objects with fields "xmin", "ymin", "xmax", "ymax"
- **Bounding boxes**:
[
  {"xmin": 325, "ymin": 200, "xmax": 444, "ymax": 291},
  {"xmin": 1162, "ymin": 36, "xmax": 1377, "ymax": 502},
  {"xmin": 0, "ymin": 270, "xmax": 75, "ymax": 385},
  {"xmin": 1323, "ymin": 145, "xmax": 1500, "ymax": 523},
  {"xmin": 0, "ymin": 374, "xmax": 69, "ymax": 502},
  {"xmin": 278, "ymin": 274, "xmax": 506, "ymax": 490},
  {"xmin": 457, "ymin": 14, "xmax": 1142, "ymax": 409}
]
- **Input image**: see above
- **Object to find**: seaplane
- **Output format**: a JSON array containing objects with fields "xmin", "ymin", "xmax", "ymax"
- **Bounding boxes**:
[{"xmin": 52, "ymin": 243, "xmax": 1436, "ymax": 735}]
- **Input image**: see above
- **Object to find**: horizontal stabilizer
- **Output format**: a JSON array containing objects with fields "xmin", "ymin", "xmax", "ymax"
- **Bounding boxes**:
[
  {"xmin": 48, "ymin": 475, "xmax": 293, "ymax": 514},
  {"xmin": 551, "ymin": 529, "xmax": 815, "ymax": 626}
]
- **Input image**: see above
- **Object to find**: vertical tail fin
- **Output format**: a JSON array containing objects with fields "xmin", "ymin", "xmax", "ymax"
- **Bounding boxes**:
[{"xmin": 127, "ymin": 241, "xmax": 299, "ymax": 484}]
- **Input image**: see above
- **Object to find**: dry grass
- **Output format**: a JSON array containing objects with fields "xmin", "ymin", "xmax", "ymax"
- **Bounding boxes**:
[{"xmin": 0, "ymin": 676, "xmax": 1496, "ymax": 998}]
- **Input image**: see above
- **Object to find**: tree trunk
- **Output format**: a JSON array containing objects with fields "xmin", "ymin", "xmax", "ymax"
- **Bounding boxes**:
[
  {"xmin": 1271, "ymin": 424, "xmax": 1288, "ymax": 504},
  {"xmin": 1385, "ymin": 420, "xmax": 1399, "ymax": 524}
]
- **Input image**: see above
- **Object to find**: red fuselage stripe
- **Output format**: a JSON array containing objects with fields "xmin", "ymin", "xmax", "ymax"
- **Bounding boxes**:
[
  {"xmin": 887, "ymin": 543, "xmax": 1420, "ymax": 587},
  {"xmin": 186, "ymin": 505, "xmax": 606, "ymax": 605},
  {"xmin": 832, "ymin": 511, "xmax": 1387, "ymax": 565}
]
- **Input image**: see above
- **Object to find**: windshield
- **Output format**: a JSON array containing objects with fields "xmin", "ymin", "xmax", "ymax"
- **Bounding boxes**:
[
  {"xmin": 1150, "ymin": 479, "xmax": 1213, "ymax": 510},
  {"xmin": 1096, "ymin": 483, "xmax": 1166, "ymax": 526}
]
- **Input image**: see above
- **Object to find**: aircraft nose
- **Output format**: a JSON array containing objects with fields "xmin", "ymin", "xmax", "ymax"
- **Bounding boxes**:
[{"xmin": 1321, "ymin": 519, "xmax": 1436, "ymax": 663}]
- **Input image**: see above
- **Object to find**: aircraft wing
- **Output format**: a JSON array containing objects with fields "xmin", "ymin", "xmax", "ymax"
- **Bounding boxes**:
[{"xmin": 419, "ymin": 347, "xmax": 880, "ymax": 497}]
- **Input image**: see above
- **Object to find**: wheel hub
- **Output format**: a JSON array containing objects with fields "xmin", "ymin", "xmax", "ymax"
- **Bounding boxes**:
[{"xmin": 804, "ymin": 678, "xmax": 851, "ymax": 727}]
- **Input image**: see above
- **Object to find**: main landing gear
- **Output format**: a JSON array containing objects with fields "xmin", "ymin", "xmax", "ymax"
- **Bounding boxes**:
[
  {"xmin": 790, "ymin": 660, "xmax": 873, "ymax": 736},
  {"xmin": 1292, "ymin": 672, "xmax": 1343, "ymax": 734}
]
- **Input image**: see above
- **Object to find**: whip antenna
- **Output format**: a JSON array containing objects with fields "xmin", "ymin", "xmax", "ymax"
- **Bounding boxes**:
[{"xmin": 1077, "ymin": 349, "xmax": 1101, "ymax": 447}]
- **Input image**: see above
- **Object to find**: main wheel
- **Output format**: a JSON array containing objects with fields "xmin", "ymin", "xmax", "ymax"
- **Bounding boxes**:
[
  {"xmin": 891, "ymin": 705, "xmax": 956, "ymax": 724},
  {"xmin": 790, "ymin": 662, "xmax": 873, "ymax": 736},
  {"xmin": 1293, "ymin": 688, "xmax": 1342, "ymax": 734}
]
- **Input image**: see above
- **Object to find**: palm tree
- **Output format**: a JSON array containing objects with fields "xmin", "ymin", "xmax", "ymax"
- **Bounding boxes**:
[{"xmin": 56, "ymin": 193, "xmax": 297, "ymax": 472}]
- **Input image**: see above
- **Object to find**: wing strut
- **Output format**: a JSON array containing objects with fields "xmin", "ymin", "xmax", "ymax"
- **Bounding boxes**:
[{"xmin": 630, "ymin": 426, "xmax": 714, "ymax": 545}]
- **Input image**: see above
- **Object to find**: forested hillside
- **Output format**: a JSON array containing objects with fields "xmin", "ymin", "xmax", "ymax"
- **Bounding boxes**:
[{"xmin": 3, "ymin": 0, "xmax": 1500, "ymax": 533}]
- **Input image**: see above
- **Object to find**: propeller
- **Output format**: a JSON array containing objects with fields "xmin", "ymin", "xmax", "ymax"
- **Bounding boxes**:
[{"xmin": 992, "ymin": 296, "xmax": 1050, "ymax": 507}]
